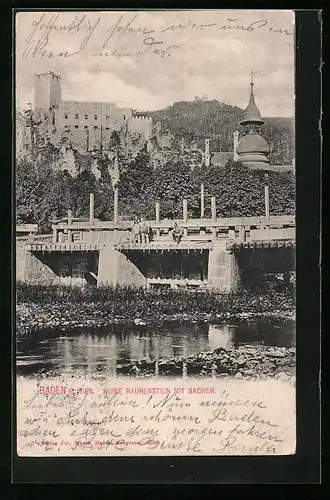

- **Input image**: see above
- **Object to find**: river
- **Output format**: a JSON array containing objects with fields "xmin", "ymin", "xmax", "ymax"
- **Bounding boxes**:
[{"xmin": 16, "ymin": 318, "xmax": 295, "ymax": 377}]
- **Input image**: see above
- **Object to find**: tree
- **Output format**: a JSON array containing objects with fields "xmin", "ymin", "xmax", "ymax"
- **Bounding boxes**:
[
  {"xmin": 148, "ymin": 160, "xmax": 195, "ymax": 219},
  {"xmin": 16, "ymin": 159, "xmax": 39, "ymax": 223},
  {"xmin": 108, "ymin": 130, "xmax": 121, "ymax": 150},
  {"xmin": 118, "ymin": 151, "xmax": 154, "ymax": 217}
]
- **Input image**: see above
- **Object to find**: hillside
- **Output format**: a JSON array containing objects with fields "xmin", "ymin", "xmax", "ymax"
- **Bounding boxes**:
[{"xmin": 144, "ymin": 99, "xmax": 294, "ymax": 165}]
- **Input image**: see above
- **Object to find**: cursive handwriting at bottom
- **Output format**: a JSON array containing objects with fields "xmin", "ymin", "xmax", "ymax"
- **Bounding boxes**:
[{"xmin": 17, "ymin": 378, "xmax": 295, "ymax": 456}]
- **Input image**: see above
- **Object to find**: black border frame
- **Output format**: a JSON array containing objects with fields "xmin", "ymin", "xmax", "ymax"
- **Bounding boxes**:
[{"xmin": 4, "ymin": 6, "xmax": 321, "ymax": 486}]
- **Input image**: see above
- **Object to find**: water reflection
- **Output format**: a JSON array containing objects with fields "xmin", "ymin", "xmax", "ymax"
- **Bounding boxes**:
[
  {"xmin": 208, "ymin": 325, "xmax": 234, "ymax": 350},
  {"xmin": 16, "ymin": 319, "xmax": 295, "ymax": 377}
]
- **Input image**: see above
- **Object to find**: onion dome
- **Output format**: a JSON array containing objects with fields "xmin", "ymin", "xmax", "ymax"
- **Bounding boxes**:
[
  {"xmin": 236, "ymin": 133, "xmax": 270, "ymax": 165},
  {"xmin": 240, "ymin": 77, "xmax": 264, "ymax": 126},
  {"xmin": 236, "ymin": 133, "xmax": 270, "ymax": 155},
  {"xmin": 236, "ymin": 74, "xmax": 270, "ymax": 168}
]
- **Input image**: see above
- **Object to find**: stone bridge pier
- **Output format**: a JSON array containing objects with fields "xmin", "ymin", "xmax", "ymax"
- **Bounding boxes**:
[
  {"xmin": 16, "ymin": 240, "xmax": 59, "ymax": 285},
  {"xmin": 207, "ymin": 244, "xmax": 241, "ymax": 292},
  {"xmin": 97, "ymin": 248, "xmax": 146, "ymax": 287}
]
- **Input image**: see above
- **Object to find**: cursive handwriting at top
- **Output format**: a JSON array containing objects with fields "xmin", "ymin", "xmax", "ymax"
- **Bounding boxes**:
[
  {"xmin": 162, "ymin": 20, "xmax": 217, "ymax": 32},
  {"xmin": 217, "ymin": 18, "xmax": 293, "ymax": 36},
  {"xmin": 19, "ymin": 12, "xmax": 293, "ymax": 62},
  {"xmin": 102, "ymin": 13, "xmax": 155, "ymax": 49},
  {"xmin": 97, "ymin": 13, "xmax": 179, "ymax": 59},
  {"xmin": 22, "ymin": 12, "xmax": 101, "ymax": 60}
]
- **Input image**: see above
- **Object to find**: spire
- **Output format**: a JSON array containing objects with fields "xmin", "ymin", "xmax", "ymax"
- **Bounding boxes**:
[
  {"xmin": 236, "ymin": 72, "xmax": 270, "ymax": 168},
  {"xmin": 240, "ymin": 72, "xmax": 264, "ymax": 126}
]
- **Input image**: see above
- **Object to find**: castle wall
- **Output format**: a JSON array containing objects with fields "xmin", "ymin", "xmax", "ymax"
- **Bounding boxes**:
[
  {"xmin": 128, "ymin": 115, "xmax": 153, "ymax": 139},
  {"xmin": 21, "ymin": 72, "xmax": 153, "ymax": 157},
  {"xmin": 61, "ymin": 126, "xmax": 121, "ymax": 152},
  {"xmin": 58, "ymin": 101, "xmax": 135, "ymax": 151},
  {"xmin": 58, "ymin": 101, "xmax": 132, "ymax": 131}
]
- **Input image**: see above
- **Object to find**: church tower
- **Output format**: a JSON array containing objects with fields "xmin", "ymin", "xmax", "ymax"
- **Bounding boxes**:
[{"xmin": 236, "ymin": 74, "xmax": 270, "ymax": 168}]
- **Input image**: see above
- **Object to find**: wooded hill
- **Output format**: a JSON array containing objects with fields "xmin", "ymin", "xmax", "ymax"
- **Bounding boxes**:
[{"xmin": 144, "ymin": 98, "xmax": 294, "ymax": 165}]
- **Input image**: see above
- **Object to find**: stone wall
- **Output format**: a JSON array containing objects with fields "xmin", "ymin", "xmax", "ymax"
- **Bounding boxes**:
[{"xmin": 128, "ymin": 115, "xmax": 153, "ymax": 140}]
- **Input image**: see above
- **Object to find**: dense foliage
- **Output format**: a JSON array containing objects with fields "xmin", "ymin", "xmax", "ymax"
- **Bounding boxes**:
[
  {"xmin": 16, "ymin": 153, "xmax": 295, "ymax": 228},
  {"xmin": 16, "ymin": 159, "xmax": 115, "ymax": 231}
]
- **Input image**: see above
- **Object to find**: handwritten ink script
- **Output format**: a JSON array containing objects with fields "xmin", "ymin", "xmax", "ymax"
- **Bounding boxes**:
[
  {"xmin": 17, "ymin": 377, "xmax": 296, "ymax": 456},
  {"xmin": 18, "ymin": 12, "xmax": 294, "ymax": 61}
]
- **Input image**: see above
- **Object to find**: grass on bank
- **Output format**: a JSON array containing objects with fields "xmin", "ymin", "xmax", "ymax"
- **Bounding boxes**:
[{"xmin": 16, "ymin": 282, "xmax": 295, "ymax": 317}]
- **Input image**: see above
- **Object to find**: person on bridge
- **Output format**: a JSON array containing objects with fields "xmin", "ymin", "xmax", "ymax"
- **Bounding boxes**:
[
  {"xmin": 140, "ymin": 217, "xmax": 150, "ymax": 244},
  {"xmin": 132, "ymin": 217, "xmax": 141, "ymax": 243},
  {"xmin": 172, "ymin": 222, "xmax": 183, "ymax": 244}
]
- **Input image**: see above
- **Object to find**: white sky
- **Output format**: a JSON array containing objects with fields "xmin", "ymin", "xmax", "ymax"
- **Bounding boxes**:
[{"xmin": 15, "ymin": 10, "xmax": 295, "ymax": 117}]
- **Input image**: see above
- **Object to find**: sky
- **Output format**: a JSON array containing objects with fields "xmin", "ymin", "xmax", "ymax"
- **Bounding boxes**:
[{"xmin": 15, "ymin": 10, "xmax": 295, "ymax": 117}]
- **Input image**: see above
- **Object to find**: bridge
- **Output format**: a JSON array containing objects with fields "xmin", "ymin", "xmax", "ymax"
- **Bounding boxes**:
[{"xmin": 16, "ymin": 192, "xmax": 295, "ymax": 292}]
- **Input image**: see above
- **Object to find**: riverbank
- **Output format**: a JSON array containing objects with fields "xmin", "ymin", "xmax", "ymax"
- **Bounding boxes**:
[
  {"xmin": 115, "ymin": 344, "xmax": 296, "ymax": 380},
  {"xmin": 16, "ymin": 339, "xmax": 295, "ymax": 380},
  {"xmin": 16, "ymin": 283, "xmax": 295, "ymax": 335}
]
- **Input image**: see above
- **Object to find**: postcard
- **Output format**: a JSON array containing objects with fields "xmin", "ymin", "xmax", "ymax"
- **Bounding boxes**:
[{"xmin": 15, "ymin": 9, "xmax": 296, "ymax": 457}]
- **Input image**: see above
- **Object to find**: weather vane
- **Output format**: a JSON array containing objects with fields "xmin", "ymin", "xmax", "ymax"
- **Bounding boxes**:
[{"xmin": 250, "ymin": 70, "xmax": 257, "ymax": 86}]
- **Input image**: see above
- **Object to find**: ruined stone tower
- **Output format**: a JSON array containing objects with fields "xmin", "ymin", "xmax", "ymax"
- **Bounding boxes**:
[{"xmin": 34, "ymin": 71, "xmax": 61, "ymax": 111}]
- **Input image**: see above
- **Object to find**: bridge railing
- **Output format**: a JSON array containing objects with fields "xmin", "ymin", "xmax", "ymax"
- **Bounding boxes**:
[
  {"xmin": 16, "ymin": 233, "xmax": 53, "ymax": 242},
  {"xmin": 50, "ymin": 215, "xmax": 295, "ymax": 246}
]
